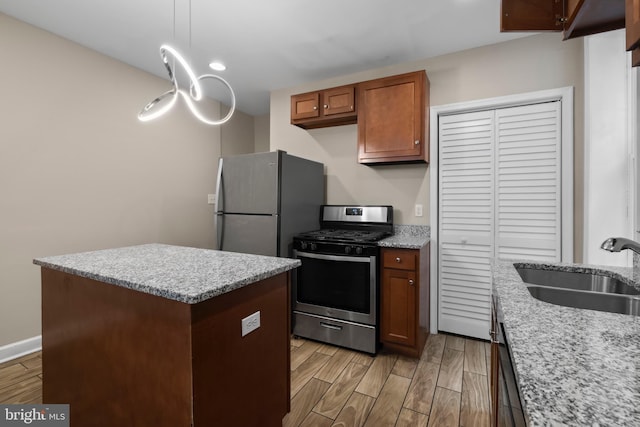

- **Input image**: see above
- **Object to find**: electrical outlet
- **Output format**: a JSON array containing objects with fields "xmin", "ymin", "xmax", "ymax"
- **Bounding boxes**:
[
  {"xmin": 241, "ymin": 311, "xmax": 261, "ymax": 337},
  {"xmin": 415, "ymin": 204, "xmax": 423, "ymax": 217},
  {"xmin": 207, "ymin": 194, "xmax": 216, "ymax": 205}
]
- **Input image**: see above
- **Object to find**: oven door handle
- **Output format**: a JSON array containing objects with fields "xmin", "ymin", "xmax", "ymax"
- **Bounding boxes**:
[{"xmin": 294, "ymin": 251, "xmax": 373, "ymax": 263}]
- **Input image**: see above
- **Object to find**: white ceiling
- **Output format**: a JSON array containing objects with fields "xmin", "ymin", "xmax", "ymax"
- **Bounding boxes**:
[{"xmin": 0, "ymin": 0, "xmax": 531, "ymax": 116}]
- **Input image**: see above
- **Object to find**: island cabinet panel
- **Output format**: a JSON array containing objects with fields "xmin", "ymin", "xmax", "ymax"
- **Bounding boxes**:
[
  {"xmin": 41, "ymin": 268, "xmax": 291, "ymax": 427},
  {"xmin": 380, "ymin": 244, "xmax": 430, "ymax": 358},
  {"xmin": 41, "ymin": 268, "xmax": 193, "ymax": 427},
  {"xmin": 191, "ymin": 273, "xmax": 290, "ymax": 426},
  {"xmin": 357, "ymin": 71, "xmax": 428, "ymax": 164}
]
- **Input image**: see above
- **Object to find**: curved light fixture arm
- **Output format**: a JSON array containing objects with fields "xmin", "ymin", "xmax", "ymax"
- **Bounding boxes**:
[
  {"xmin": 138, "ymin": 44, "xmax": 234, "ymax": 126},
  {"xmin": 182, "ymin": 74, "xmax": 236, "ymax": 126}
]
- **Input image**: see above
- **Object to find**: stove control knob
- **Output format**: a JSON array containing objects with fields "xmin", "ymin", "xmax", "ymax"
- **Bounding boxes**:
[
  {"xmin": 300, "ymin": 241, "xmax": 308, "ymax": 250},
  {"xmin": 310, "ymin": 243, "xmax": 318, "ymax": 251},
  {"xmin": 355, "ymin": 246, "xmax": 363, "ymax": 255},
  {"xmin": 344, "ymin": 246, "xmax": 352, "ymax": 254}
]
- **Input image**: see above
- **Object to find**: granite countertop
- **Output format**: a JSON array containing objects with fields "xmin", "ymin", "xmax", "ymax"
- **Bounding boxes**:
[
  {"xmin": 379, "ymin": 224, "xmax": 430, "ymax": 249},
  {"xmin": 34, "ymin": 243, "xmax": 301, "ymax": 304},
  {"xmin": 492, "ymin": 259, "xmax": 640, "ymax": 426}
]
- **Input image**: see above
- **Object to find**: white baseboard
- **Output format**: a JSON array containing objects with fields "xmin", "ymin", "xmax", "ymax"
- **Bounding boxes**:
[{"xmin": 0, "ymin": 335, "xmax": 42, "ymax": 364}]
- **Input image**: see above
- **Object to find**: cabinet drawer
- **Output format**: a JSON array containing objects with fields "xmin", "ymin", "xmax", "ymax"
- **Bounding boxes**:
[{"xmin": 382, "ymin": 249, "xmax": 416, "ymax": 270}]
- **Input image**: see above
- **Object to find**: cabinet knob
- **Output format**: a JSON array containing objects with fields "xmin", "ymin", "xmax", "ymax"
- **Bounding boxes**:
[
  {"xmin": 395, "ymin": 257, "xmax": 401, "ymax": 263},
  {"xmin": 313, "ymin": 106, "xmax": 318, "ymax": 110},
  {"xmin": 324, "ymin": 104, "xmax": 328, "ymax": 109},
  {"xmin": 350, "ymin": 105, "xmax": 354, "ymax": 110},
  {"xmin": 408, "ymin": 279, "xmax": 414, "ymax": 285},
  {"xmin": 414, "ymin": 140, "xmax": 420, "ymax": 145}
]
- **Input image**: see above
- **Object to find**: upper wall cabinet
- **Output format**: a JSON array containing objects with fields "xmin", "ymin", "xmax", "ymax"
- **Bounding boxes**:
[
  {"xmin": 628, "ymin": 0, "xmax": 640, "ymax": 66},
  {"xmin": 290, "ymin": 85, "xmax": 357, "ymax": 129},
  {"xmin": 357, "ymin": 71, "xmax": 429, "ymax": 165},
  {"xmin": 501, "ymin": 0, "xmax": 625, "ymax": 40}
]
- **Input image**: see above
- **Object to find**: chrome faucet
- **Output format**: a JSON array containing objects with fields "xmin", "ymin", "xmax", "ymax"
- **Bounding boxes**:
[{"xmin": 600, "ymin": 237, "xmax": 640, "ymax": 255}]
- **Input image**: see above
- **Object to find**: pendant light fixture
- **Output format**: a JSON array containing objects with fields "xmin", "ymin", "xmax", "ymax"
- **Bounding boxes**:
[{"xmin": 138, "ymin": 0, "xmax": 235, "ymax": 126}]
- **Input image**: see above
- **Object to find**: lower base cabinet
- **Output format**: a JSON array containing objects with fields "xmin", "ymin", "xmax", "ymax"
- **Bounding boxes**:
[
  {"xmin": 490, "ymin": 296, "xmax": 526, "ymax": 427},
  {"xmin": 380, "ymin": 244, "xmax": 430, "ymax": 358},
  {"xmin": 41, "ymin": 268, "xmax": 291, "ymax": 427}
]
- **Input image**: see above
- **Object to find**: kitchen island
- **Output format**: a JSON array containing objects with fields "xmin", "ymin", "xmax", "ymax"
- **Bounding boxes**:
[
  {"xmin": 33, "ymin": 244, "xmax": 300, "ymax": 427},
  {"xmin": 492, "ymin": 259, "xmax": 640, "ymax": 425}
]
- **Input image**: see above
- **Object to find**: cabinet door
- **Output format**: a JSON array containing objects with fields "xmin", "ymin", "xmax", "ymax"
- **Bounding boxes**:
[
  {"xmin": 291, "ymin": 92, "xmax": 320, "ymax": 121},
  {"xmin": 322, "ymin": 86, "xmax": 355, "ymax": 116},
  {"xmin": 628, "ymin": 0, "xmax": 640, "ymax": 51},
  {"xmin": 500, "ymin": 0, "xmax": 563, "ymax": 31},
  {"xmin": 381, "ymin": 268, "xmax": 416, "ymax": 346},
  {"xmin": 357, "ymin": 71, "xmax": 427, "ymax": 164},
  {"xmin": 633, "ymin": 48, "xmax": 640, "ymax": 67}
]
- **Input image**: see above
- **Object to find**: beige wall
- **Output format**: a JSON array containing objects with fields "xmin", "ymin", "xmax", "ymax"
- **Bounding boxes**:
[
  {"xmin": 254, "ymin": 114, "xmax": 271, "ymax": 153},
  {"xmin": 220, "ymin": 106, "xmax": 255, "ymax": 157},
  {"xmin": 0, "ymin": 14, "xmax": 233, "ymax": 346},
  {"xmin": 270, "ymin": 33, "xmax": 584, "ymax": 258}
]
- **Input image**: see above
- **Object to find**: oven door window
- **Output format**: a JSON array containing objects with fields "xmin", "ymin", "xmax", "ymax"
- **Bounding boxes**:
[{"xmin": 297, "ymin": 254, "xmax": 371, "ymax": 314}]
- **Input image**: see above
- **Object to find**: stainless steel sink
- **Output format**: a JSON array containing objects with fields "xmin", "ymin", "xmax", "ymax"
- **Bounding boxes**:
[
  {"xmin": 526, "ymin": 285, "xmax": 640, "ymax": 315},
  {"xmin": 516, "ymin": 267, "xmax": 640, "ymax": 295},
  {"xmin": 515, "ymin": 266, "xmax": 640, "ymax": 315}
]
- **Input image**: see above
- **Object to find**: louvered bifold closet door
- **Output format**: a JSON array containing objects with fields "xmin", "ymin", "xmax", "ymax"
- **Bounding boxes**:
[
  {"xmin": 438, "ymin": 111, "xmax": 494, "ymax": 340},
  {"xmin": 496, "ymin": 102, "xmax": 561, "ymax": 262}
]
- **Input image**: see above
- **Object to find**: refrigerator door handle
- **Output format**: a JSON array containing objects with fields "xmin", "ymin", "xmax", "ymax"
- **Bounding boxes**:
[
  {"xmin": 215, "ymin": 157, "xmax": 224, "ymax": 211},
  {"xmin": 216, "ymin": 213, "xmax": 224, "ymax": 250},
  {"xmin": 214, "ymin": 158, "xmax": 224, "ymax": 250}
]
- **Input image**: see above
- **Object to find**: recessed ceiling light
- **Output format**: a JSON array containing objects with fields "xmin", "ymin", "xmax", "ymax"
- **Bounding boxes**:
[{"xmin": 209, "ymin": 61, "xmax": 226, "ymax": 71}]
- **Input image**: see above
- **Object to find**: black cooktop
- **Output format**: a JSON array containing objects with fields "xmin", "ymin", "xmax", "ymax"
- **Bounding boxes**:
[{"xmin": 295, "ymin": 228, "xmax": 391, "ymax": 244}]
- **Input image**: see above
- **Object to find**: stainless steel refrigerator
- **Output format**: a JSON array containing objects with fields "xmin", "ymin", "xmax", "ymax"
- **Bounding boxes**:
[{"xmin": 214, "ymin": 150, "xmax": 324, "ymax": 257}]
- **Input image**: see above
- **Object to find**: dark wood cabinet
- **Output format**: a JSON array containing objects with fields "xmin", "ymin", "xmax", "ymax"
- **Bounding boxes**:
[
  {"xmin": 501, "ymin": 0, "xmax": 563, "ymax": 31},
  {"xmin": 357, "ymin": 71, "xmax": 428, "ymax": 164},
  {"xmin": 490, "ymin": 296, "xmax": 525, "ymax": 426},
  {"xmin": 627, "ymin": 0, "xmax": 640, "ymax": 49},
  {"xmin": 41, "ymin": 268, "xmax": 291, "ymax": 427},
  {"xmin": 291, "ymin": 85, "xmax": 357, "ymax": 129},
  {"xmin": 627, "ymin": 0, "xmax": 640, "ymax": 66},
  {"xmin": 380, "ymin": 244, "xmax": 429, "ymax": 358},
  {"xmin": 490, "ymin": 298, "xmax": 500, "ymax": 426},
  {"xmin": 501, "ymin": 0, "xmax": 625, "ymax": 40}
]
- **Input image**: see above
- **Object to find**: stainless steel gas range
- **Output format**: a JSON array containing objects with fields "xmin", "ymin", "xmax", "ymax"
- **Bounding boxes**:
[{"xmin": 292, "ymin": 205, "xmax": 393, "ymax": 354}]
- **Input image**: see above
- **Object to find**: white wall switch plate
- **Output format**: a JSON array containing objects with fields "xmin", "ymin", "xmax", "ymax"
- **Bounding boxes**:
[
  {"xmin": 207, "ymin": 194, "xmax": 216, "ymax": 205},
  {"xmin": 241, "ymin": 311, "xmax": 261, "ymax": 337},
  {"xmin": 415, "ymin": 204, "xmax": 423, "ymax": 217}
]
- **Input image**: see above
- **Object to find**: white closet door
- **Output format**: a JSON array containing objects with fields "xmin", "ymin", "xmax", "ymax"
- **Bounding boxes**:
[
  {"xmin": 438, "ymin": 111, "xmax": 494, "ymax": 339},
  {"xmin": 495, "ymin": 102, "xmax": 561, "ymax": 261},
  {"xmin": 437, "ymin": 101, "xmax": 563, "ymax": 339}
]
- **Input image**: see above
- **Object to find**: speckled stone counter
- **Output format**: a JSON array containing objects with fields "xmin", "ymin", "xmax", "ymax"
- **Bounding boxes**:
[
  {"xmin": 34, "ymin": 243, "xmax": 301, "ymax": 304},
  {"xmin": 379, "ymin": 225, "xmax": 430, "ymax": 249},
  {"xmin": 492, "ymin": 259, "xmax": 640, "ymax": 426}
]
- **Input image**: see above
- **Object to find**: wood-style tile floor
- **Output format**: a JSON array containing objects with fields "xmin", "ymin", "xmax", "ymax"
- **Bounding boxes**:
[
  {"xmin": 284, "ymin": 333, "xmax": 491, "ymax": 427},
  {"xmin": 0, "ymin": 333, "xmax": 491, "ymax": 427},
  {"xmin": 0, "ymin": 352, "xmax": 42, "ymax": 404}
]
